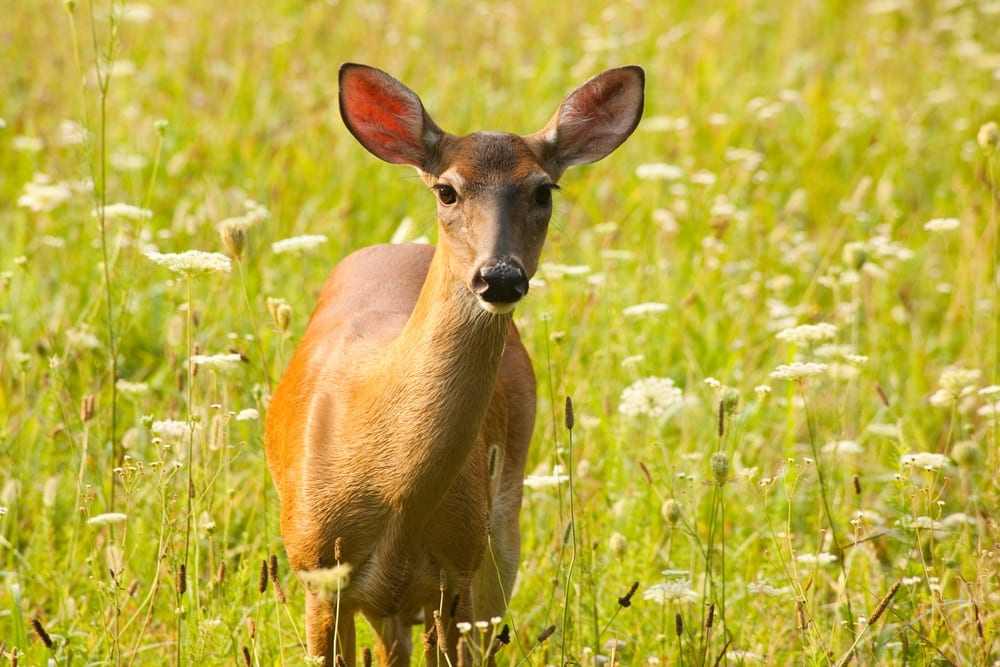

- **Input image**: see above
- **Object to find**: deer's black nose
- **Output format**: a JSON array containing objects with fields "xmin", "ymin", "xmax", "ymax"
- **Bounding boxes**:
[{"xmin": 472, "ymin": 260, "xmax": 529, "ymax": 304}]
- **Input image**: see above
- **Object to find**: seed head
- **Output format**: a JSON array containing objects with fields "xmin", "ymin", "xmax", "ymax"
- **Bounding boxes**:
[
  {"xmin": 710, "ymin": 451, "xmax": 730, "ymax": 483},
  {"xmin": 31, "ymin": 618, "xmax": 53, "ymax": 649},
  {"xmin": 661, "ymin": 498, "xmax": 681, "ymax": 526},
  {"xmin": 609, "ymin": 531, "xmax": 628, "ymax": 557},
  {"xmin": 219, "ymin": 220, "xmax": 248, "ymax": 260},
  {"xmin": 978, "ymin": 121, "xmax": 1000, "ymax": 154}
]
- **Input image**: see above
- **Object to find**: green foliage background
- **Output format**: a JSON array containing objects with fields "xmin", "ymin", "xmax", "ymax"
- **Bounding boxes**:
[{"xmin": 2, "ymin": 0, "xmax": 999, "ymax": 664}]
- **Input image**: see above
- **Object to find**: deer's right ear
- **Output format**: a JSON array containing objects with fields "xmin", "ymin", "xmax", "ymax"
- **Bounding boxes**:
[{"xmin": 339, "ymin": 63, "xmax": 443, "ymax": 170}]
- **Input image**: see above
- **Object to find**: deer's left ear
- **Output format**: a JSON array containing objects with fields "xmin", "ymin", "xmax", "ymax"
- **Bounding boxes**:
[{"xmin": 528, "ymin": 66, "xmax": 645, "ymax": 180}]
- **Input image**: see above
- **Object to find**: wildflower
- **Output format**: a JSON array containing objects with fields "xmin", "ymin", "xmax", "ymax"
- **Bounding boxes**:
[
  {"xmin": 796, "ymin": 552, "xmax": 838, "ymax": 566},
  {"xmin": 901, "ymin": 452, "xmax": 951, "ymax": 471},
  {"xmin": 235, "ymin": 408, "xmax": 259, "ymax": 421},
  {"xmin": 924, "ymin": 217, "xmax": 960, "ymax": 232},
  {"xmin": 635, "ymin": 163, "xmax": 685, "ymax": 180},
  {"xmin": 115, "ymin": 379, "xmax": 150, "ymax": 397},
  {"xmin": 643, "ymin": 579, "xmax": 699, "ymax": 604},
  {"xmin": 618, "ymin": 377, "xmax": 683, "ymax": 420},
  {"xmin": 271, "ymin": 234, "xmax": 327, "ymax": 254},
  {"xmin": 151, "ymin": 419, "xmax": 195, "ymax": 441},
  {"xmin": 145, "ymin": 250, "xmax": 232, "ymax": 276},
  {"xmin": 622, "ymin": 302, "xmax": 669, "ymax": 317},
  {"xmin": 747, "ymin": 581, "xmax": 787, "ymax": 597},
  {"xmin": 187, "ymin": 352, "xmax": 243, "ymax": 372},
  {"xmin": 110, "ymin": 150, "xmax": 146, "ymax": 170},
  {"xmin": 704, "ymin": 377, "xmax": 722, "ymax": 390},
  {"xmin": 456, "ymin": 622, "xmax": 472, "ymax": 634},
  {"xmin": 822, "ymin": 440, "xmax": 864, "ymax": 455},
  {"xmin": 55, "ymin": 119, "xmax": 88, "ymax": 146},
  {"xmin": 92, "ymin": 203, "xmax": 153, "ymax": 222},
  {"xmin": 87, "ymin": 512, "xmax": 128, "ymax": 526},
  {"xmin": 12, "ymin": 135, "xmax": 44, "ymax": 152},
  {"xmin": 298, "ymin": 563, "xmax": 352, "ymax": 601},
  {"xmin": 775, "ymin": 323, "xmax": 837, "ymax": 345},
  {"xmin": 524, "ymin": 464, "xmax": 569, "ymax": 489},
  {"xmin": 727, "ymin": 650, "xmax": 764, "ymax": 663},
  {"xmin": 938, "ymin": 365, "xmax": 980, "ymax": 395},
  {"xmin": 769, "ymin": 362, "xmax": 828, "ymax": 381},
  {"xmin": 978, "ymin": 121, "xmax": 1000, "ymax": 154},
  {"xmin": 979, "ymin": 385, "xmax": 1000, "ymax": 398},
  {"xmin": 754, "ymin": 384, "xmax": 772, "ymax": 397},
  {"xmin": 928, "ymin": 389, "xmax": 955, "ymax": 407},
  {"xmin": 976, "ymin": 401, "xmax": 1000, "ymax": 419},
  {"xmin": 539, "ymin": 262, "xmax": 592, "ymax": 277},
  {"xmin": 17, "ymin": 174, "xmax": 73, "ymax": 212}
]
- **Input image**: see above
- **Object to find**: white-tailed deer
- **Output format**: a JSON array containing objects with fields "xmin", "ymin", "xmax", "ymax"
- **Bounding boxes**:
[{"xmin": 265, "ymin": 63, "xmax": 644, "ymax": 666}]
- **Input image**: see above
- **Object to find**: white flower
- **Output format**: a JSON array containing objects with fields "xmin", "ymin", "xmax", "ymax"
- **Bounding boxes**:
[
  {"xmin": 769, "ymin": 362, "xmax": 828, "ymax": 380},
  {"xmin": 55, "ymin": 119, "xmax": 88, "ymax": 146},
  {"xmin": 866, "ymin": 422, "xmax": 900, "ymax": 438},
  {"xmin": 115, "ymin": 379, "xmax": 150, "ymax": 397},
  {"xmin": 976, "ymin": 401, "xmax": 1000, "ymax": 419},
  {"xmin": 17, "ymin": 173, "xmax": 73, "ymax": 212},
  {"xmin": 622, "ymin": 302, "xmax": 669, "ymax": 317},
  {"xmin": 93, "ymin": 203, "xmax": 153, "ymax": 221},
  {"xmin": 642, "ymin": 579, "xmax": 699, "ymax": 604},
  {"xmin": 776, "ymin": 323, "xmax": 837, "ymax": 345},
  {"xmin": 87, "ymin": 512, "xmax": 128, "ymax": 526},
  {"xmin": 635, "ymin": 162, "xmax": 685, "ymax": 180},
  {"xmin": 924, "ymin": 217, "xmax": 959, "ymax": 232},
  {"xmin": 151, "ymin": 419, "xmax": 194, "ymax": 440},
  {"xmin": 727, "ymin": 650, "xmax": 764, "ymax": 663},
  {"xmin": 271, "ymin": 234, "xmax": 328, "ymax": 254},
  {"xmin": 822, "ymin": 440, "xmax": 863, "ymax": 455},
  {"xmin": 456, "ymin": 622, "xmax": 472, "ymax": 634},
  {"xmin": 235, "ymin": 408, "xmax": 259, "ymax": 421},
  {"xmin": 539, "ymin": 262, "xmax": 592, "ymax": 277},
  {"xmin": 704, "ymin": 377, "xmax": 722, "ymax": 390},
  {"xmin": 978, "ymin": 385, "xmax": 1000, "ymax": 398},
  {"xmin": 187, "ymin": 353, "xmax": 244, "ymax": 372},
  {"xmin": 928, "ymin": 389, "xmax": 955, "ymax": 407},
  {"xmin": 901, "ymin": 452, "xmax": 951, "ymax": 471},
  {"xmin": 298, "ymin": 563, "xmax": 352, "ymax": 600},
  {"xmin": 747, "ymin": 580, "xmax": 787, "ymax": 597},
  {"xmin": 12, "ymin": 135, "xmax": 44, "ymax": 152},
  {"xmin": 938, "ymin": 365, "xmax": 980, "ymax": 394},
  {"xmin": 524, "ymin": 465, "xmax": 569, "ymax": 489},
  {"xmin": 796, "ymin": 552, "xmax": 838, "ymax": 566},
  {"xmin": 754, "ymin": 384, "xmax": 772, "ymax": 397},
  {"xmin": 618, "ymin": 377, "xmax": 684, "ymax": 420},
  {"xmin": 145, "ymin": 250, "xmax": 232, "ymax": 275}
]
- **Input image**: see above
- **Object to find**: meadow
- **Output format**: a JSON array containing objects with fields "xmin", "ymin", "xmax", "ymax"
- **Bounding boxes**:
[{"xmin": 2, "ymin": 0, "xmax": 999, "ymax": 664}]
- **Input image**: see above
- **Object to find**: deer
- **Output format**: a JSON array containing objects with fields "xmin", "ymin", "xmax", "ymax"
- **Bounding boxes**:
[{"xmin": 264, "ymin": 62, "xmax": 644, "ymax": 666}]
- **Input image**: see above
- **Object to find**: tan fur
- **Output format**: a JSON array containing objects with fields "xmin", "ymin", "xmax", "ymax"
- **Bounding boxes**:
[{"xmin": 265, "ymin": 63, "xmax": 643, "ymax": 665}]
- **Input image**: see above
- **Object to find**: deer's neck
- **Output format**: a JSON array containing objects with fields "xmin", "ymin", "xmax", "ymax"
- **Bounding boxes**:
[{"xmin": 360, "ymin": 248, "xmax": 511, "ymax": 510}]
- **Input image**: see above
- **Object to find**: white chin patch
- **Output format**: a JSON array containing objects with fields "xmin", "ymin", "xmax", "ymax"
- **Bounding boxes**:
[{"xmin": 477, "ymin": 299, "xmax": 518, "ymax": 315}]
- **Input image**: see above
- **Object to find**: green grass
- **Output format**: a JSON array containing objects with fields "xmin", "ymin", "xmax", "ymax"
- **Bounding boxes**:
[{"xmin": 3, "ymin": 0, "xmax": 999, "ymax": 664}]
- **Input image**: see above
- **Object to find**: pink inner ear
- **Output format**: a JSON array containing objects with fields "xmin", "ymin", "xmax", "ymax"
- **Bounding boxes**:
[{"xmin": 342, "ymin": 73, "xmax": 426, "ymax": 165}]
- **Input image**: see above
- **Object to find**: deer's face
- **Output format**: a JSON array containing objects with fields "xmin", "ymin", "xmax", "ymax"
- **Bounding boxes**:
[{"xmin": 422, "ymin": 132, "xmax": 558, "ymax": 314}]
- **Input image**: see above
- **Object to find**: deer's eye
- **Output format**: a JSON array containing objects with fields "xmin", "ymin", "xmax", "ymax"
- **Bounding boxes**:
[
  {"xmin": 534, "ymin": 183, "xmax": 559, "ymax": 206},
  {"xmin": 433, "ymin": 184, "xmax": 458, "ymax": 206}
]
